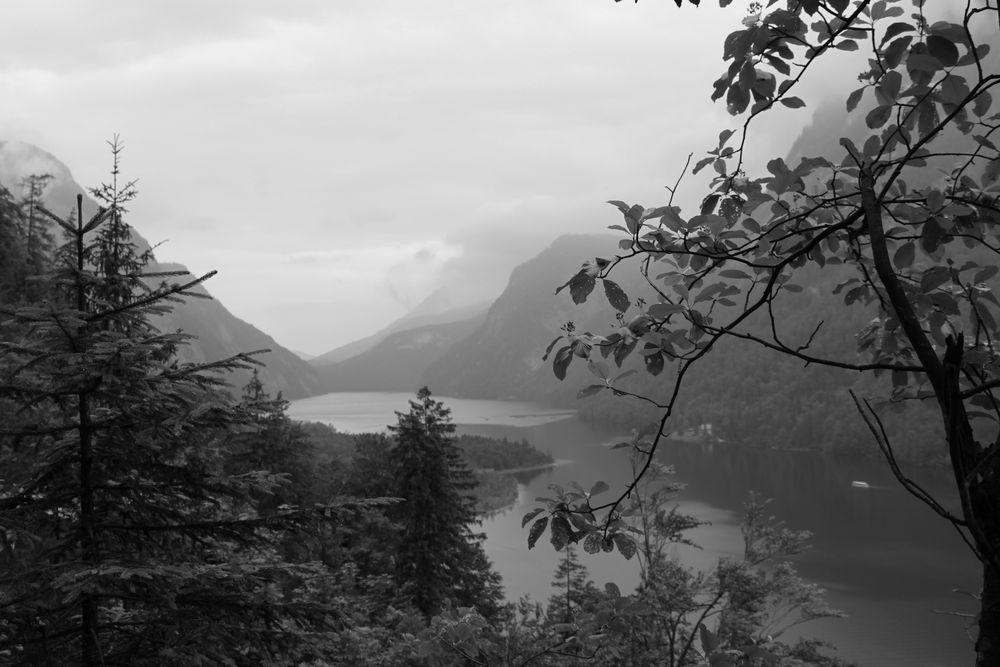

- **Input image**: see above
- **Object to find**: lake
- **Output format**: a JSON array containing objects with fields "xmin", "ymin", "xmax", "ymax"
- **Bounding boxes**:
[{"xmin": 288, "ymin": 391, "xmax": 980, "ymax": 667}]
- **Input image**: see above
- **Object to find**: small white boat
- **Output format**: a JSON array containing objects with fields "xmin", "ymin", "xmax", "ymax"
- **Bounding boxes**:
[{"xmin": 851, "ymin": 481, "xmax": 870, "ymax": 488}]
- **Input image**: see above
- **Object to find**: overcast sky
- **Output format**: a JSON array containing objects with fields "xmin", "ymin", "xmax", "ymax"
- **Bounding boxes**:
[{"xmin": 0, "ymin": 1, "xmax": 832, "ymax": 355}]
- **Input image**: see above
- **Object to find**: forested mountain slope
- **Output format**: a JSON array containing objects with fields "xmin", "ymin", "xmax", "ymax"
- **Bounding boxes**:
[
  {"xmin": 0, "ymin": 140, "xmax": 321, "ymax": 398},
  {"xmin": 314, "ymin": 313, "xmax": 486, "ymax": 393},
  {"xmin": 420, "ymin": 234, "xmax": 638, "ymax": 400},
  {"xmin": 311, "ymin": 287, "xmax": 490, "ymax": 365}
]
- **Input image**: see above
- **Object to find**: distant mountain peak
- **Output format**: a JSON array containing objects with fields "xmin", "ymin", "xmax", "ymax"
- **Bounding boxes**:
[{"xmin": 0, "ymin": 140, "xmax": 74, "ymax": 185}]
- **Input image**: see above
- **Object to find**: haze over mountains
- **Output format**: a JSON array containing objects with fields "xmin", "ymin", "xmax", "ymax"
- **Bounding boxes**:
[{"xmin": 0, "ymin": 92, "xmax": 953, "ymax": 463}]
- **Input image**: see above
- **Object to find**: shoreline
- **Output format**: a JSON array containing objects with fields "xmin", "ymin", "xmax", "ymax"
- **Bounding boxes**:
[{"xmin": 475, "ymin": 460, "xmax": 565, "ymax": 475}]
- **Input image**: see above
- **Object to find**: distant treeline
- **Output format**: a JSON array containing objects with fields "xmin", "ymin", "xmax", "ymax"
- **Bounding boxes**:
[
  {"xmin": 559, "ymin": 264, "xmax": 947, "ymax": 467},
  {"xmin": 298, "ymin": 422, "xmax": 552, "ymax": 514},
  {"xmin": 455, "ymin": 434, "xmax": 554, "ymax": 471}
]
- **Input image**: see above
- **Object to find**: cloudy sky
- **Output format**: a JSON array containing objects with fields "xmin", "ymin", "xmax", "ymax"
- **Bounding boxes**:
[{"xmin": 0, "ymin": 1, "xmax": 832, "ymax": 355}]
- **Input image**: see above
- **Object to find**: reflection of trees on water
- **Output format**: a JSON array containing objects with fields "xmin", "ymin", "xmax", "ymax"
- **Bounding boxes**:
[{"xmin": 657, "ymin": 440, "xmax": 976, "ymax": 596}]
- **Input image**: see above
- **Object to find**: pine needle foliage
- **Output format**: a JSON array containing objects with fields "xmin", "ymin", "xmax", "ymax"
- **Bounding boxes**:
[
  {"xmin": 389, "ymin": 387, "xmax": 504, "ymax": 619},
  {"xmin": 0, "ymin": 144, "xmax": 341, "ymax": 665}
]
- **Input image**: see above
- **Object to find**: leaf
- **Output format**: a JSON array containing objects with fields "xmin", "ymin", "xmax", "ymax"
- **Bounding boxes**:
[
  {"xmin": 587, "ymin": 358, "xmax": 609, "ymax": 380},
  {"xmin": 542, "ymin": 336, "xmax": 563, "ymax": 361},
  {"xmin": 780, "ymin": 96, "xmax": 806, "ymax": 108},
  {"xmin": 920, "ymin": 266, "xmax": 952, "ymax": 292},
  {"xmin": 645, "ymin": 351, "xmax": 665, "ymax": 376},
  {"xmin": 884, "ymin": 35, "xmax": 913, "ymax": 69},
  {"xmin": 613, "ymin": 337, "xmax": 636, "ymax": 367},
  {"xmin": 921, "ymin": 217, "xmax": 946, "ymax": 253},
  {"xmin": 647, "ymin": 303, "xmax": 684, "ymax": 320},
  {"xmin": 720, "ymin": 269, "xmax": 751, "ymax": 280},
  {"xmin": 985, "ymin": 158, "xmax": 1000, "ymax": 184},
  {"xmin": 699, "ymin": 624, "xmax": 720, "ymax": 655},
  {"xmin": 880, "ymin": 21, "xmax": 914, "ymax": 46},
  {"xmin": 927, "ymin": 34, "xmax": 959, "ymax": 67},
  {"xmin": 570, "ymin": 273, "xmax": 596, "ymax": 305},
  {"xmin": 879, "ymin": 70, "xmax": 902, "ymax": 100},
  {"xmin": 613, "ymin": 369, "xmax": 637, "ymax": 382},
  {"xmin": 926, "ymin": 188, "xmax": 945, "ymax": 210},
  {"xmin": 603, "ymin": 279, "xmax": 630, "ymax": 312},
  {"xmin": 589, "ymin": 480, "xmax": 609, "ymax": 496},
  {"xmin": 726, "ymin": 78, "xmax": 751, "ymax": 115},
  {"xmin": 583, "ymin": 531, "xmax": 602, "ymax": 554},
  {"xmin": 553, "ymin": 346, "xmax": 573, "ymax": 381},
  {"xmin": 866, "ymin": 104, "xmax": 892, "ymax": 129},
  {"xmin": 625, "ymin": 204, "xmax": 645, "ymax": 234},
  {"xmin": 846, "ymin": 86, "xmax": 865, "ymax": 112},
  {"xmin": 701, "ymin": 193, "xmax": 721, "ymax": 215},
  {"xmin": 550, "ymin": 515, "xmax": 571, "ymax": 551},
  {"xmin": 522, "ymin": 508, "xmax": 545, "ymax": 528},
  {"xmin": 893, "ymin": 242, "xmax": 915, "ymax": 269},
  {"xmin": 974, "ymin": 266, "xmax": 999, "ymax": 283},
  {"xmin": 577, "ymin": 384, "xmax": 605, "ymax": 399},
  {"xmin": 693, "ymin": 156, "xmax": 715, "ymax": 175},
  {"xmin": 527, "ymin": 517, "xmax": 548, "ymax": 549},
  {"xmin": 613, "ymin": 534, "xmax": 636, "ymax": 560},
  {"xmin": 973, "ymin": 91, "xmax": 992, "ymax": 117}
]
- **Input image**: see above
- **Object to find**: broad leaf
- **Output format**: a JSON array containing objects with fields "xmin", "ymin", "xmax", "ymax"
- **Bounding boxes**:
[
  {"xmin": 521, "ymin": 507, "xmax": 544, "ymax": 528},
  {"xmin": 570, "ymin": 273, "xmax": 596, "ymax": 305},
  {"xmin": 577, "ymin": 384, "xmax": 605, "ymax": 399},
  {"xmin": 603, "ymin": 279, "xmax": 631, "ymax": 312},
  {"xmin": 590, "ymin": 480, "xmax": 609, "ymax": 496},
  {"xmin": 527, "ymin": 517, "xmax": 548, "ymax": 549},
  {"xmin": 893, "ymin": 242, "xmax": 915, "ymax": 269},
  {"xmin": 927, "ymin": 34, "xmax": 959, "ymax": 67},
  {"xmin": 846, "ymin": 86, "xmax": 865, "ymax": 112}
]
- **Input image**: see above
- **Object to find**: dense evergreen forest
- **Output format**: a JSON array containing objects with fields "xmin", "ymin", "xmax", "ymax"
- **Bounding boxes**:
[{"xmin": 0, "ymin": 156, "xmax": 852, "ymax": 664}]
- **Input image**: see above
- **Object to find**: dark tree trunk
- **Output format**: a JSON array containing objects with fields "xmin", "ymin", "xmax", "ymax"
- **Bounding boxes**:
[{"xmin": 980, "ymin": 563, "xmax": 1000, "ymax": 667}]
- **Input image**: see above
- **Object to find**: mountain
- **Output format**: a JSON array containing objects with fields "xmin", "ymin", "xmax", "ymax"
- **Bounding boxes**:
[
  {"xmin": 314, "ymin": 314, "xmax": 486, "ymax": 393},
  {"xmin": 420, "ymin": 234, "xmax": 632, "ymax": 401},
  {"xmin": 0, "ymin": 140, "xmax": 321, "ymax": 399},
  {"xmin": 311, "ymin": 286, "xmax": 491, "ymax": 365},
  {"xmin": 412, "ymin": 95, "xmax": 953, "ymax": 463}
]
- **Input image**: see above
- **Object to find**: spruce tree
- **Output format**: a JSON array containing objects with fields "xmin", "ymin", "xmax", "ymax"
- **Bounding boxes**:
[
  {"xmin": 0, "ymin": 144, "xmax": 339, "ymax": 665},
  {"xmin": 389, "ymin": 387, "xmax": 503, "ymax": 618},
  {"xmin": 546, "ymin": 545, "xmax": 600, "ymax": 625}
]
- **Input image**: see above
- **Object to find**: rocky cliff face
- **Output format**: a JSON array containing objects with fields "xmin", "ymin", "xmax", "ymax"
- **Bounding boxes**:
[{"xmin": 0, "ymin": 140, "xmax": 321, "ymax": 399}]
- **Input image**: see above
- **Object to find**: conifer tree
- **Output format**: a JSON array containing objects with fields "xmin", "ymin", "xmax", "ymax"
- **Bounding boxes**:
[
  {"xmin": 389, "ymin": 387, "xmax": 503, "ymax": 619},
  {"xmin": 0, "ymin": 143, "xmax": 340, "ymax": 665},
  {"xmin": 546, "ymin": 545, "xmax": 600, "ymax": 625},
  {"xmin": 229, "ymin": 368, "xmax": 320, "ymax": 512}
]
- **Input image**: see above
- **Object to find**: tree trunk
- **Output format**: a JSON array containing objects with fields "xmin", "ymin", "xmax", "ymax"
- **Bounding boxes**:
[{"xmin": 979, "ymin": 563, "xmax": 1000, "ymax": 666}]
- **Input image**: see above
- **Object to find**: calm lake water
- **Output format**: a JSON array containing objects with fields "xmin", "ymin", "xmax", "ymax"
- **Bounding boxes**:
[{"xmin": 288, "ymin": 391, "xmax": 980, "ymax": 667}]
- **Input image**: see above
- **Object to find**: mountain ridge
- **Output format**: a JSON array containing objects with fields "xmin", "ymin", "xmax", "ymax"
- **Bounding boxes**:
[
  {"xmin": 311, "ymin": 286, "xmax": 491, "ymax": 366},
  {"xmin": 0, "ymin": 140, "xmax": 321, "ymax": 399}
]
